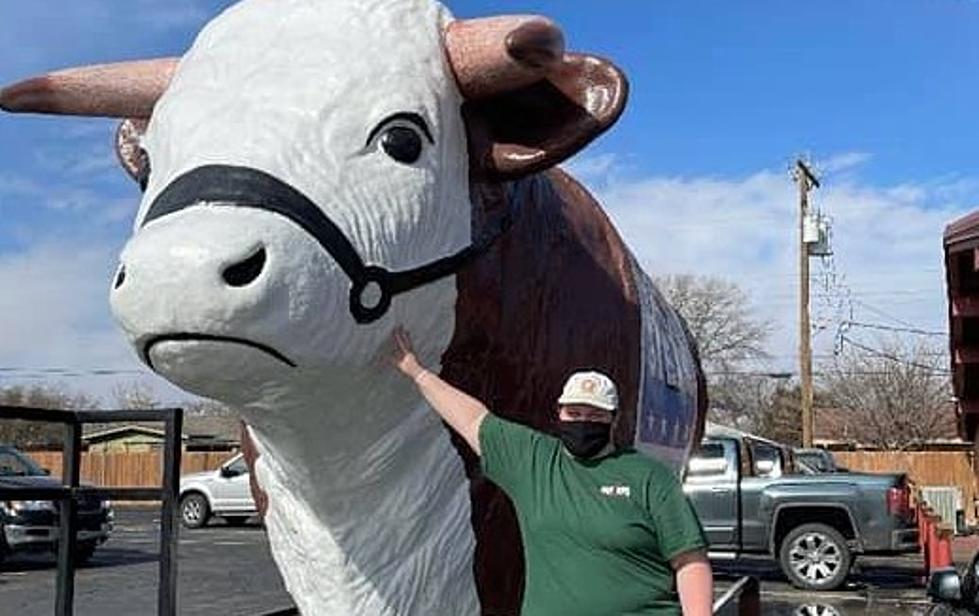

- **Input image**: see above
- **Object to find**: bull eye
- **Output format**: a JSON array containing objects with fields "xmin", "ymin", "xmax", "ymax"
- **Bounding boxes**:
[
  {"xmin": 380, "ymin": 126, "xmax": 423, "ymax": 164},
  {"xmin": 136, "ymin": 149, "xmax": 151, "ymax": 193}
]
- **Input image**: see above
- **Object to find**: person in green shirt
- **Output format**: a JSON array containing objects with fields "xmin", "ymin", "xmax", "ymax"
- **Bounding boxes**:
[{"xmin": 389, "ymin": 327, "xmax": 713, "ymax": 615}]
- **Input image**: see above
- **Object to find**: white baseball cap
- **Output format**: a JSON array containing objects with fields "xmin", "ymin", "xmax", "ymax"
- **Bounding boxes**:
[{"xmin": 557, "ymin": 371, "xmax": 618, "ymax": 412}]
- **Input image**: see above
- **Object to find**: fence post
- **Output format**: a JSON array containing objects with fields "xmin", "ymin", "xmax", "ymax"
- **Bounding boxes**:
[
  {"xmin": 738, "ymin": 576, "xmax": 760, "ymax": 616},
  {"xmin": 158, "ymin": 410, "xmax": 183, "ymax": 616},
  {"xmin": 55, "ymin": 420, "xmax": 82, "ymax": 616}
]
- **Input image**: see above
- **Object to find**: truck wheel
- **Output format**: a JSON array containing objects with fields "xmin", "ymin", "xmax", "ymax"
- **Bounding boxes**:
[
  {"xmin": 794, "ymin": 604, "xmax": 841, "ymax": 616},
  {"xmin": 779, "ymin": 523, "xmax": 851, "ymax": 591},
  {"xmin": 180, "ymin": 493, "xmax": 211, "ymax": 529}
]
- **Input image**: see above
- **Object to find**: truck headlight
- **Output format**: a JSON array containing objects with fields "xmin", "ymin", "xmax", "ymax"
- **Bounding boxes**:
[{"xmin": 8, "ymin": 500, "xmax": 57, "ymax": 512}]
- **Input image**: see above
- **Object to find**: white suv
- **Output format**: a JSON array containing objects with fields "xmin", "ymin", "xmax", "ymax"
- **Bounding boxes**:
[{"xmin": 179, "ymin": 453, "xmax": 257, "ymax": 528}]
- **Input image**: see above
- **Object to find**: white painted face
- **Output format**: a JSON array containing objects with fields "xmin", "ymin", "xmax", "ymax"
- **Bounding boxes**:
[{"xmin": 109, "ymin": 0, "xmax": 470, "ymax": 405}]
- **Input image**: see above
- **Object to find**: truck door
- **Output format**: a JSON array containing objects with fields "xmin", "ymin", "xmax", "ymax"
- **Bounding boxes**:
[{"xmin": 684, "ymin": 439, "xmax": 740, "ymax": 550}]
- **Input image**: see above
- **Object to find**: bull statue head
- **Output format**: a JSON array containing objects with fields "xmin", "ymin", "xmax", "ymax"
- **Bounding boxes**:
[
  {"xmin": 1, "ymin": 0, "xmax": 623, "ymax": 404},
  {"xmin": 1, "ymin": 0, "xmax": 630, "ymax": 613}
]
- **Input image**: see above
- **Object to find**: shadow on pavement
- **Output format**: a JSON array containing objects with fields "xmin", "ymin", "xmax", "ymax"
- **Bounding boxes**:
[{"xmin": 0, "ymin": 547, "xmax": 159, "ymax": 572}]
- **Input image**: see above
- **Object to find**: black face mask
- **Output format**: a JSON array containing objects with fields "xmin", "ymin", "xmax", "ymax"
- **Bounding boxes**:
[{"xmin": 558, "ymin": 421, "xmax": 611, "ymax": 459}]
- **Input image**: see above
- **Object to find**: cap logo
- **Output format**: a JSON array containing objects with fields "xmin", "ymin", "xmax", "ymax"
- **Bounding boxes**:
[{"xmin": 581, "ymin": 379, "xmax": 597, "ymax": 393}]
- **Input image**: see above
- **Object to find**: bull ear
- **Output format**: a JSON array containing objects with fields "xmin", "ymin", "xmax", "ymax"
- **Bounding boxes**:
[
  {"xmin": 115, "ymin": 119, "xmax": 151, "ymax": 190},
  {"xmin": 466, "ymin": 54, "xmax": 628, "ymax": 180}
]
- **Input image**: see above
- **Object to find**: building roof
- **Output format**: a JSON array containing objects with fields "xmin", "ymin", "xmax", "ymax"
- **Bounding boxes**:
[
  {"xmin": 81, "ymin": 414, "xmax": 242, "ymax": 445},
  {"xmin": 82, "ymin": 424, "xmax": 171, "ymax": 443}
]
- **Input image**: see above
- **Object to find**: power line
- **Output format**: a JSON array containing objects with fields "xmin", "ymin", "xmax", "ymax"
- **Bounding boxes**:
[
  {"xmin": 852, "ymin": 299, "xmax": 919, "ymax": 329},
  {"xmin": 842, "ymin": 320, "xmax": 946, "ymax": 337},
  {"xmin": 0, "ymin": 367, "xmax": 146, "ymax": 377},
  {"xmin": 838, "ymin": 335, "xmax": 951, "ymax": 375}
]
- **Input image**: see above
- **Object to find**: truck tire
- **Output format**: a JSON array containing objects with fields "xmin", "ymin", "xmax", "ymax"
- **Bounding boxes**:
[
  {"xmin": 180, "ymin": 493, "xmax": 211, "ymax": 529},
  {"xmin": 779, "ymin": 523, "xmax": 852, "ymax": 591},
  {"xmin": 794, "ymin": 605, "xmax": 841, "ymax": 616}
]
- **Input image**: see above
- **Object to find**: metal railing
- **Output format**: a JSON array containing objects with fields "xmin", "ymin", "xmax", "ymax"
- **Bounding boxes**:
[
  {"xmin": 712, "ymin": 576, "xmax": 760, "ymax": 616},
  {"xmin": 0, "ymin": 405, "xmax": 183, "ymax": 616}
]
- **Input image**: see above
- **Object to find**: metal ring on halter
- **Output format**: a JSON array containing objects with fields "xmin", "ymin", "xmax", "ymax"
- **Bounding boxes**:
[{"xmin": 349, "ymin": 266, "xmax": 393, "ymax": 325}]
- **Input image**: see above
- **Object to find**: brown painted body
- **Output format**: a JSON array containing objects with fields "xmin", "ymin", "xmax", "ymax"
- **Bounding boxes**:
[{"xmin": 443, "ymin": 168, "xmax": 642, "ymax": 613}]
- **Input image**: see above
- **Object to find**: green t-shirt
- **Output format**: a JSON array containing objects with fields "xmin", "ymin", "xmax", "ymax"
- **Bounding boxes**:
[{"xmin": 479, "ymin": 415, "xmax": 707, "ymax": 616}]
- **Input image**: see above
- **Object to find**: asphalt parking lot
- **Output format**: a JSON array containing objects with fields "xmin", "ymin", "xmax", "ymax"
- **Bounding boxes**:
[
  {"xmin": 0, "ymin": 509, "xmax": 945, "ymax": 615},
  {"xmin": 713, "ymin": 556, "xmax": 935, "ymax": 615},
  {"xmin": 0, "ymin": 509, "xmax": 292, "ymax": 615}
]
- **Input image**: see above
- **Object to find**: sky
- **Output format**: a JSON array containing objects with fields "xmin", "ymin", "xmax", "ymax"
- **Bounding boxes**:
[{"xmin": 0, "ymin": 1, "xmax": 976, "ymax": 404}]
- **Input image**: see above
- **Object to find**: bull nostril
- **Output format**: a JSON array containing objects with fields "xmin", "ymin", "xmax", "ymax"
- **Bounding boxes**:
[
  {"xmin": 222, "ymin": 247, "xmax": 267, "ymax": 287},
  {"xmin": 113, "ymin": 265, "xmax": 126, "ymax": 290}
]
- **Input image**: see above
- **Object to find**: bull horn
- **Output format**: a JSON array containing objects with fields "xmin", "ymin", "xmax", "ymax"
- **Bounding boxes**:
[
  {"xmin": 0, "ymin": 58, "xmax": 178, "ymax": 119},
  {"xmin": 445, "ymin": 15, "xmax": 565, "ymax": 100}
]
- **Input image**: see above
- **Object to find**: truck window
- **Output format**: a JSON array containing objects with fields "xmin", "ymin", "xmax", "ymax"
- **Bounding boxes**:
[
  {"xmin": 748, "ymin": 441, "xmax": 784, "ymax": 478},
  {"xmin": 0, "ymin": 449, "xmax": 39, "ymax": 477},
  {"xmin": 686, "ymin": 441, "xmax": 736, "ymax": 482}
]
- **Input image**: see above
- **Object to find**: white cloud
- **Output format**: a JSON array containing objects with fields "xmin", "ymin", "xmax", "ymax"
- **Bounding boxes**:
[
  {"xmin": 570, "ymin": 155, "xmax": 976, "ymax": 372},
  {"xmin": 0, "ymin": 240, "xmax": 191, "ymax": 404},
  {"xmin": 817, "ymin": 152, "xmax": 873, "ymax": 174},
  {"xmin": 566, "ymin": 153, "xmax": 621, "ymax": 185}
]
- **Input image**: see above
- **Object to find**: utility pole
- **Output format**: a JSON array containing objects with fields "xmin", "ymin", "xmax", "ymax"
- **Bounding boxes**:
[{"xmin": 795, "ymin": 159, "xmax": 820, "ymax": 448}]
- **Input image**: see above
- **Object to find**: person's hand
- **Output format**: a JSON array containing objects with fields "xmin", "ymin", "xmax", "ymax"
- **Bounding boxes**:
[{"xmin": 390, "ymin": 326, "xmax": 426, "ymax": 381}]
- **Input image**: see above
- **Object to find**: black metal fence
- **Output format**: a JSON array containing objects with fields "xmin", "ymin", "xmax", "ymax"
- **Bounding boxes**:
[{"xmin": 0, "ymin": 405, "xmax": 183, "ymax": 616}]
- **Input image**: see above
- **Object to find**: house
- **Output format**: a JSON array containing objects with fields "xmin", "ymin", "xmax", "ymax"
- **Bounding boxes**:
[{"xmin": 81, "ymin": 415, "xmax": 241, "ymax": 453}]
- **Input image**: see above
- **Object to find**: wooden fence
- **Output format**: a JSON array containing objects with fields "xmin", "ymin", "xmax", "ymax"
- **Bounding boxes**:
[
  {"xmin": 27, "ymin": 451, "xmax": 231, "ymax": 488},
  {"xmin": 833, "ymin": 450, "xmax": 979, "ymax": 523}
]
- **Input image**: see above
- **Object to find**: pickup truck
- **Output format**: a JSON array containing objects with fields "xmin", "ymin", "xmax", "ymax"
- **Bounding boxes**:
[
  {"xmin": 684, "ymin": 434, "xmax": 919, "ymax": 590},
  {"xmin": 0, "ymin": 444, "xmax": 113, "ymax": 563}
]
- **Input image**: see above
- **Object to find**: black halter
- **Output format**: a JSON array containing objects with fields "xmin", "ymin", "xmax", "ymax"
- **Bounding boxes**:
[{"xmin": 143, "ymin": 165, "xmax": 508, "ymax": 324}]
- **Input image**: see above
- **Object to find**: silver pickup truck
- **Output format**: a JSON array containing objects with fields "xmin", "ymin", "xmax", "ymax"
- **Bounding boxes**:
[{"xmin": 684, "ymin": 435, "xmax": 919, "ymax": 590}]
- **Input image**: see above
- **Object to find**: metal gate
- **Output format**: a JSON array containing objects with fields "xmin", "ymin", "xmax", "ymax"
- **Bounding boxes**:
[{"xmin": 0, "ymin": 405, "xmax": 183, "ymax": 616}]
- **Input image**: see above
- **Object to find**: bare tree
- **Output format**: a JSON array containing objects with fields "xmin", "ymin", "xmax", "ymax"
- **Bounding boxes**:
[
  {"xmin": 0, "ymin": 383, "xmax": 98, "ymax": 447},
  {"xmin": 657, "ymin": 274, "xmax": 770, "ymax": 367},
  {"xmin": 183, "ymin": 397, "xmax": 236, "ymax": 416},
  {"xmin": 657, "ymin": 274, "xmax": 772, "ymax": 431},
  {"xmin": 111, "ymin": 380, "xmax": 160, "ymax": 410},
  {"xmin": 709, "ymin": 373, "xmax": 781, "ymax": 434},
  {"xmin": 819, "ymin": 338, "xmax": 954, "ymax": 450}
]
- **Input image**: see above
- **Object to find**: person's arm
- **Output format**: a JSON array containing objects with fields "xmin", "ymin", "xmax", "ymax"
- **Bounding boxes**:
[
  {"xmin": 671, "ymin": 550, "xmax": 713, "ymax": 616},
  {"xmin": 390, "ymin": 326, "xmax": 488, "ymax": 455}
]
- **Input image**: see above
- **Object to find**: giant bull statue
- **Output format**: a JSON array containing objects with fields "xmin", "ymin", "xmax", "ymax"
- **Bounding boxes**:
[{"xmin": 1, "ymin": 0, "xmax": 707, "ymax": 613}]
